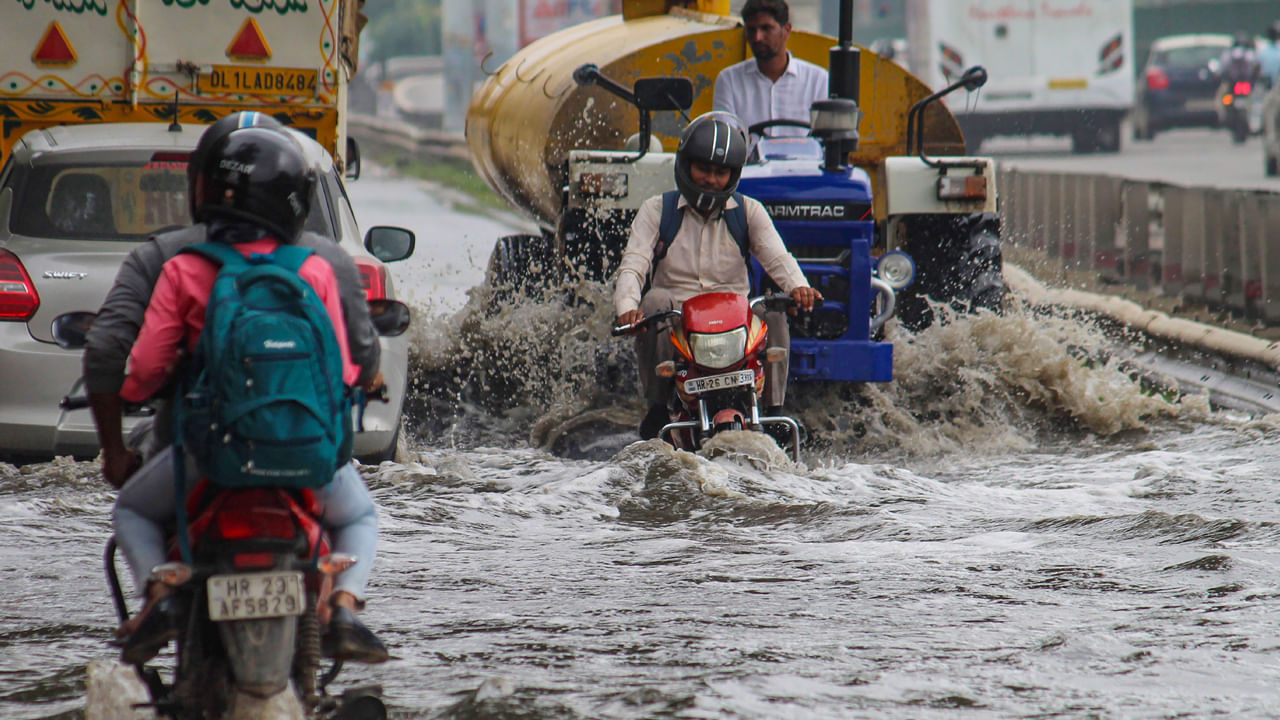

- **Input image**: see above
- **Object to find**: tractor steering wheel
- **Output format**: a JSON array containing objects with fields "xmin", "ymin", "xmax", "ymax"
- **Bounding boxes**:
[{"xmin": 747, "ymin": 119, "xmax": 811, "ymax": 138}]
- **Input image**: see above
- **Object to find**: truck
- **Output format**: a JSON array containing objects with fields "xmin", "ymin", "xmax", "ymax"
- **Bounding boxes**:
[
  {"xmin": 904, "ymin": 0, "xmax": 1135, "ymax": 154},
  {"xmin": 2, "ymin": 0, "xmax": 365, "ymax": 169},
  {"xmin": 465, "ymin": 0, "xmax": 1003, "ymax": 397}
]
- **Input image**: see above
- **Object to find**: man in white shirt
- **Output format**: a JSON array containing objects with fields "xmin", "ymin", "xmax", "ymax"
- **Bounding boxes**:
[
  {"xmin": 713, "ymin": 0, "xmax": 828, "ymax": 138},
  {"xmin": 614, "ymin": 112, "xmax": 821, "ymax": 439}
]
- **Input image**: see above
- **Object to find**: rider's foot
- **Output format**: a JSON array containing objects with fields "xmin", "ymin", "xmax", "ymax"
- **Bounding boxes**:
[
  {"xmin": 120, "ymin": 594, "xmax": 181, "ymax": 665},
  {"xmin": 323, "ymin": 606, "xmax": 390, "ymax": 664},
  {"xmin": 639, "ymin": 403, "xmax": 668, "ymax": 440}
]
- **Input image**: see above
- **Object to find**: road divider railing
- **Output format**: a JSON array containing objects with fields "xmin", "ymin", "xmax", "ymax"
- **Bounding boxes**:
[
  {"xmin": 348, "ymin": 112, "xmax": 468, "ymax": 162},
  {"xmin": 999, "ymin": 167, "xmax": 1280, "ymax": 325}
]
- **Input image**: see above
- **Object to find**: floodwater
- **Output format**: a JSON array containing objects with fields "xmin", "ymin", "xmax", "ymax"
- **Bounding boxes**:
[{"xmin": 5, "ymin": 171, "xmax": 1280, "ymax": 719}]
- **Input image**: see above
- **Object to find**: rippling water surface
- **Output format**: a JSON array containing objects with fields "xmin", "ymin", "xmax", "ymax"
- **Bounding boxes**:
[
  {"xmin": 5, "ymin": 173, "xmax": 1280, "ymax": 718},
  {"xmin": 8, "ymin": 289, "xmax": 1280, "ymax": 719}
]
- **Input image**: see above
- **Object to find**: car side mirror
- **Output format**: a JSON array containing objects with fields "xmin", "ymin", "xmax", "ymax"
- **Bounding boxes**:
[
  {"xmin": 345, "ymin": 137, "xmax": 362, "ymax": 181},
  {"xmin": 364, "ymin": 226, "xmax": 414, "ymax": 263},
  {"xmin": 367, "ymin": 299, "xmax": 411, "ymax": 337},
  {"xmin": 52, "ymin": 311, "xmax": 97, "ymax": 350},
  {"xmin": 634, "ymin": 77, "xmax": 693, "ymax": 111}
]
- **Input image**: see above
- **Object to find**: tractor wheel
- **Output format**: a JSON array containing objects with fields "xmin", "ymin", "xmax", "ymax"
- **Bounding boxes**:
[
  {"xmin": 486, "ymin": 234, "xmax": 554, "ymax": 302},
  {"xmin": 897, "ymin": 212, "xmax": 1005, "ymax": 332}
]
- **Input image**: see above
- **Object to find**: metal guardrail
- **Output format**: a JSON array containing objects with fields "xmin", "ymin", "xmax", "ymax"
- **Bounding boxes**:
[
  {"xmin": 998, "ymin": 167, "xmax": 1280, "ymax": 326},
  {"xmin": 348, "ymin": 113, "xmax": 468, "ymax": 162}
]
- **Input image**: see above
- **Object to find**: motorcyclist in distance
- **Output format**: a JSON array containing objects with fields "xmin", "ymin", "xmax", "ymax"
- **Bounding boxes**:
[
  {"xmin": 613, "ymin": 111, "xmax": 821, "ymax": 440},
  {"xmin": 1218, "ymin": 31, "xmax": 1262, "ymax": 84}
]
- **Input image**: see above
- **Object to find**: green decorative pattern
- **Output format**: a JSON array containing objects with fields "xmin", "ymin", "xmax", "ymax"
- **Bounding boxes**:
[
  {"xmin": 15, "ymin": 0, "xmax": 109, "ymax": 15},
  {"xmin": 231, "ymin": 0, "xmax": 308, "ymax": 14},
  {"xmin": 160, "ymin": 0, "xmax": 210, "ymax": 7}
]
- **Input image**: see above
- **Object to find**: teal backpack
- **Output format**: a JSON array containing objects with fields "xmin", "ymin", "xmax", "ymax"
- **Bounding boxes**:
[{"xmin": 177, "ymin": 242, "xmax": 353, "ymax": 489}]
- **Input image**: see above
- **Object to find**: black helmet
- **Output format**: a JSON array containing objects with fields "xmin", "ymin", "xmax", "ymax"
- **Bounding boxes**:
[
  {"xmin": 674, "ymin": 111, "xmax": 749, "ymax": 215},
  {"xmin": 194, "ymin": 127, "xmax": 314, "ymax": 242},
  {"xmin": 1268, "ymin": 21, "xmax": 1280, "ymax": 43},
  {"xmin": 187, "ymin": 111, "xmax": 283, "ymax": 217}
]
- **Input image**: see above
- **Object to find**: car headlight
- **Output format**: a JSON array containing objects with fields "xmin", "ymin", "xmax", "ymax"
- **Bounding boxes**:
[
  {"xmin": 876, "ymin": 251, "xmax": 916, "ymax": 290},
  {"xmin": 688, "ymin": 328, "xmax": 747, "ymax": 370}
]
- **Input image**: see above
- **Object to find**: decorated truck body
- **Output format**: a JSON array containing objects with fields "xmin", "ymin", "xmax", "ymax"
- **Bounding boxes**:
[{"xmin": 2, "ymin": 0, "xmax": 364, "ymax": 168}]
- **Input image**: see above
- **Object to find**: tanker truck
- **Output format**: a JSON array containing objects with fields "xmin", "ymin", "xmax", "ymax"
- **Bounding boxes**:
[
  {"xmin": 2, "ymin": 0, "xmax": 365, "ymax": 170},
  {"xmin": 466, "ymin": 0, "xmax": 1003, "ymax": 385}
]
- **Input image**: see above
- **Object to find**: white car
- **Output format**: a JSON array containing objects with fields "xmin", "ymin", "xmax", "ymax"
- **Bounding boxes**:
[{"xmin": 0, "ymin": 122, "xmax": 413, "ymax": 462}]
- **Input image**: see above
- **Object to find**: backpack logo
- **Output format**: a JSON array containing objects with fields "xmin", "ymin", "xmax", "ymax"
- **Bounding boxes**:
[{"xmin": 263, "ymin": 338, "xmax": 298, "ymax": 350}]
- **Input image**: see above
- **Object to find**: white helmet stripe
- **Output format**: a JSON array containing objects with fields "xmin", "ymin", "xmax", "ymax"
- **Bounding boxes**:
[{"xmin": 708, "ymin": 122, "xmax": 719, "ymax": 161}]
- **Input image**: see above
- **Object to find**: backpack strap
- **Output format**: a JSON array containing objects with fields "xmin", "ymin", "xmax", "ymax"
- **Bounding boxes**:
[
  {"xmin": 182, "ymin": 241, "xmax": 315, "ymax": 274},
  {"xmin": 652, "ymin": 190, "xmax": 751, "ymax": 268}
]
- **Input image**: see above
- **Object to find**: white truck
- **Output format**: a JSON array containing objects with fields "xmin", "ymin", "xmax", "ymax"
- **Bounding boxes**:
[
  {"xmin": 905, "ymin": 0, "xmax": 1135, "ymax": 154},
  {"xmin": 2, "ymin": 0, "xmax": 364, "ymax": 168}
]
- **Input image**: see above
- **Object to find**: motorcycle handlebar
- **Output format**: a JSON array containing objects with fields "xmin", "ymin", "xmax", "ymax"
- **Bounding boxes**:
[
  {"xmin": 751, "ymin": 292, "xmax": 824, "ymax": 314},
  {"xmin": 611, "ymin": 309, "xmax": 681, "ymax": 337}
]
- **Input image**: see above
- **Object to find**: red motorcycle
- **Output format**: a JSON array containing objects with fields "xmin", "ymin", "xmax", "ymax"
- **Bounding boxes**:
[
  {"xmin": 54, "ymin": 307, "xmax": 407, "ymax": 720},
  {"xmin": 614, "ymin": 292, "xmax": 802, "ymax": 461}
]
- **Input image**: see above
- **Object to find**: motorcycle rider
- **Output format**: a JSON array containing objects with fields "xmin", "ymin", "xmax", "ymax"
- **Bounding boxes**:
[
  {"xmin": 1218, "ymin": 31, "xmax": 1261, "ymax": 85},
  {"xmin": 100, "ymin": 121, "xmax": 389, "ymax": 665},
  {"xmin": 613, "ymin": 111, "xmax": 821, "ymax": 440},
  {"xmin": 85, "ymin": 110, "xmax": 382, "ymax": 486}
]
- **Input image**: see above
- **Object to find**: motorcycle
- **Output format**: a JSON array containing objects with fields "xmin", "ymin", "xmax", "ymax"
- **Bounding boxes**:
[
  {"xmin": 613, "ymin": 292, "xmax": 804, "ymax": 462},
  {"xmin": 54, "ymin": 300, "xmax": 410, "ymax": 720}
]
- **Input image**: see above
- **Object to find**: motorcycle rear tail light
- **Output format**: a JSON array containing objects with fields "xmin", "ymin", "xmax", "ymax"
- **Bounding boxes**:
[
  {"xmin": 216, "ymin": 506, "xmax": 297, "ymax": 540},
  {"xmin": 1233, "ymin": 81, "xmax": 1252, "ymax": 96},
  {"xmin": 0, "ymin": 249, "xmax": 39, "ymax": 321},
  {"xmin": 233, "ymin": 552, "xmax": 276, "ymax": 569},
  {"xmin": 355, "ymin": 259, "xmax": 387, "ymax": 301}
]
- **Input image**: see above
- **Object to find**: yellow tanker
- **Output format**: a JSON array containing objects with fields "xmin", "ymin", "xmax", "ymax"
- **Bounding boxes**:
[{"xmin": 465, "ymin": 1, "xmax": 966, "ymax": 230}]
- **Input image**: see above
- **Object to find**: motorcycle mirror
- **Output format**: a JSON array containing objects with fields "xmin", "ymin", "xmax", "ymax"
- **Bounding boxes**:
[
  {"xmin": 368, "ymin": 299, "xmax": 411, "ymax": 337},
  {"xmin": 960, "ymin": 66, "xmax": 988, "ymax": 92},
  {"xmin": 364, "ymin": 226, "xmax": 415, "ymax": 263},
  {"xmin": 634, "ymin": 77, "xmax": 693, "ymax": 111},
  {"xmin": 52, "ymin": 311, "xmax": 97, "ymax": 350}
]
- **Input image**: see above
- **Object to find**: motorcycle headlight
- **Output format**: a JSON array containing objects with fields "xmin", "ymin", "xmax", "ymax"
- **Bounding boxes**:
[
  {"xmin": 688, "ymin": 328, "xmax": 747, "ymax": 370},
  {"xmin": 876, "ymin": 250, "xmax": 916, "ymax": 290}
]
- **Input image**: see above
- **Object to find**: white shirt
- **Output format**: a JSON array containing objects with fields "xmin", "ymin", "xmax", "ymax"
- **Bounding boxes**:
[
  {"xmin": 713, "ymin": 53, "xmax": 829, "ymax": 138},
  {"xmin": 613, "ymin": 193, "xmax": 810, "ymax": 316}
]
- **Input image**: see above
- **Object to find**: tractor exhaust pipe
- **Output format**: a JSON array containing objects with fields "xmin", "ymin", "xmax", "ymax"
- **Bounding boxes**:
[{"xmin": 828, "ymin": 0, "xmax": 860, "ymax": 103}]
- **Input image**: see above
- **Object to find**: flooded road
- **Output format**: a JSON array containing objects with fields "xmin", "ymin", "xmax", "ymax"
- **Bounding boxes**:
[{"xmin": 4, "ymin": 169, "xmax": 1280, "ymax": 719}]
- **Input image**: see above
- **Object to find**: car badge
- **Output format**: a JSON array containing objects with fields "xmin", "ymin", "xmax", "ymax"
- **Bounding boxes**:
[{"xmin": 43, "ymin": 271, "xmax": 88, "ymax": 279}]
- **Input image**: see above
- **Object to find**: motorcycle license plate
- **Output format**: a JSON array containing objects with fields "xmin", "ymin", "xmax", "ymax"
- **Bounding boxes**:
[
  {"xmin": 683, "ymin": 369, "xmax": 755, "ymax": 394},
  {"xmin": 207, "ymin": 571, "xmax": 305, "ymax": 622}
]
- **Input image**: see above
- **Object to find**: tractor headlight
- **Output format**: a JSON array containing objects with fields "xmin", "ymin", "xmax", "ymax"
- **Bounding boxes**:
[
  {"xmin": 688, "ymin": 328, "xmax": 747, "ymax": 370},
  {"xmin": 876, "ymin": 251, "xmax": 916, "ymax": 290}
]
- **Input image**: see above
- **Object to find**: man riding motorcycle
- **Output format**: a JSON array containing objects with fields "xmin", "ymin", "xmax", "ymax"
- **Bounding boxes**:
[
  {"xmin": 612, "ymin": 111, "xmax": 821, "ymax": 440},
  {"xmin": 90, "ymin": 117, "xmax": 389, "ymax": 666}
]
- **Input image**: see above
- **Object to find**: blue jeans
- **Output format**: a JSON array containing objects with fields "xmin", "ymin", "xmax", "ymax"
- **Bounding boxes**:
[{"xmin": 113, "ymin": 448, "xmax": 378, "ymax": 602}]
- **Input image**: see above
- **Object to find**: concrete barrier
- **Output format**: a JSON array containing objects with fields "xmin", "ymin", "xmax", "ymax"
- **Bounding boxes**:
[{"xmin": 1000, "ymin": 169, "xmax": 1280, "ymax": 329}]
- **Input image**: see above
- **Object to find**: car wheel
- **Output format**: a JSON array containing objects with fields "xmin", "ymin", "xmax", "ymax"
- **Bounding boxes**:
[
  {"xmin": 1267, "ymin": 154, "xmax": 1279, "ymax": 177},
  {"xmin": 1132, "ymin": 107, "xmax": 1152, "ymax": 140}
]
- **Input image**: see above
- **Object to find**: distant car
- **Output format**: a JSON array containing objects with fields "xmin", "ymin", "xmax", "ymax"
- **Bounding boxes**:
[
  {"xmin": 0, "ymin": 122, "xmax": 414, "ymax": 462},
  {"xmin": 1133, "ymin": 33, "xmax": 1232, "ymax": 140}
]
